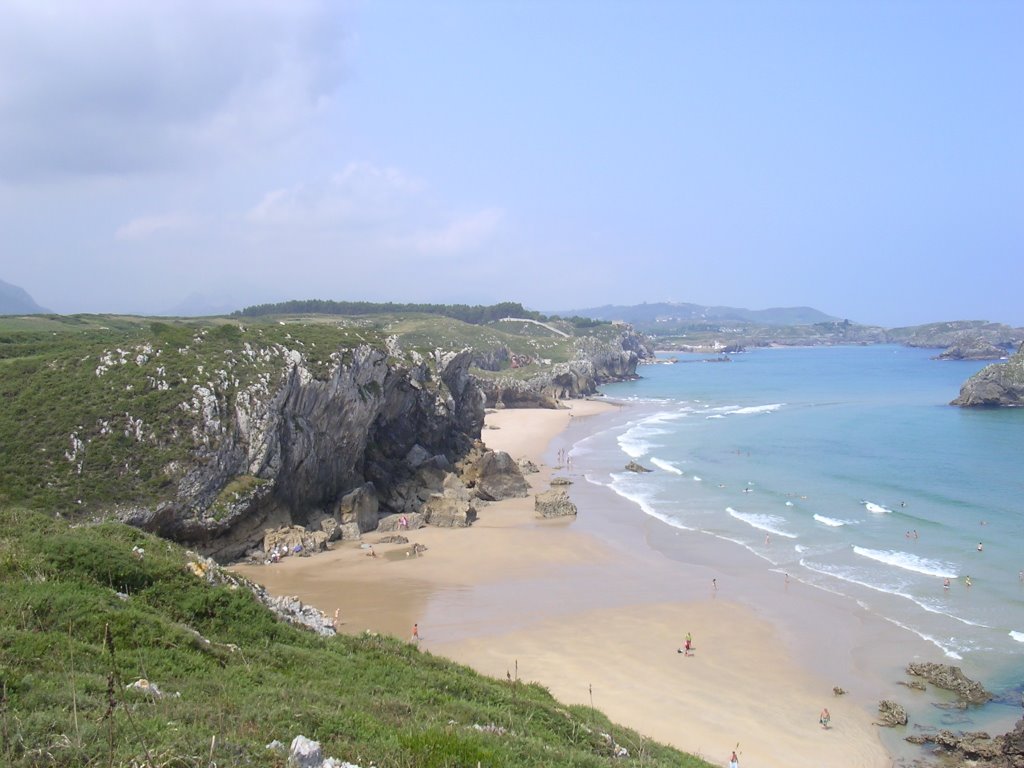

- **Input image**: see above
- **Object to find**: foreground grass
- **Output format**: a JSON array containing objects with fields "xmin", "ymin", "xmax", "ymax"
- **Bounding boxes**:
[{"xmin": 0, "ymin": 507, "xmax": 710, "ymax": 768}]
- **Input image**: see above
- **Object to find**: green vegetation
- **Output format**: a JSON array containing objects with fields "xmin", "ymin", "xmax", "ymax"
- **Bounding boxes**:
[
  {"xmin": 0, "ymin": 507, "xmax": 709, "ymax": 767},
  {"xmin": 232, "ymin": 300, "xmax": 542, "ymax": 325}
]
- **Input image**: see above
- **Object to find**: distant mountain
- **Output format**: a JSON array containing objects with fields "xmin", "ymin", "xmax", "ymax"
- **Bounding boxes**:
[
  {"xmin": 0, "ymin": 279, "xmax": 50, "ymax": 315},
  {"xmin": 552, "ymin": 302, "xmax": 842, "ymax": 328}
]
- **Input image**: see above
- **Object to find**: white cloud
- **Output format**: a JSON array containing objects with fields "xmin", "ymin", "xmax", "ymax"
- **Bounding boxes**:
[
  {"xmin": 0, "ymin": 0, "xmax": 350, "ymax": 181},
  {"xmin": 114, "ymin": 213, "xmax": 196, "ymax": 241}
]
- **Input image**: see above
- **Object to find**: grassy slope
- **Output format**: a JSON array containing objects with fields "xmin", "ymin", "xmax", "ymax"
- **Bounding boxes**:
[{"xmin": 0, "ymin": 507, "xmax": 709, "ymax": 768}]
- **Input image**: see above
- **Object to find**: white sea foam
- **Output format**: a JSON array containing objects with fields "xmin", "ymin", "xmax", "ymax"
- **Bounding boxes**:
[
  {"xmin": 813, "ymin": 514, "xmax": 850, "ymax": 527},
  {"xmin": 731, "ymin": 403, "xmax": 784, "ymax": 415},
  {"xmin": 801, "ymin": 559, "xmax": 985, "ymax": 630},
  {"xmin": 693, "ymin": 475, "xmax": 702, "ymax": 482},
  {"xmin": 705, "ymin": 414, "xmax": 726, "ymax": 420},
  {"xmin": 879, "ymin": 616, "xmax": 964, "ymax": 660},
  {"xmin": 785, "ymin": 501, "xmax": 794, "ymax": 506},
  {"xmin": 616, "ymin": 412, "xmax": 680, "ymax": 458},
  {"xmin": 617, "ymin": 430, "xmax": 652, "ymax": 458},
  {"xmin": 607, "ymin": 475, "xmax": 659, "ymax": 517},
  {"xmin": 1010, "ymin": 631, "xmax": 1024, "ymax": 643},
  {"xmin": 727, "ymin": 507, "xmax": 797, "ymax": 539},
  {"xmin": 862, "ymin": 501, "xmax": 893, "ymax": 514},
  {"xmin": 606, "ymin": 474, "xmax": 697, "ymax": 531},
  {"xmin": 852, "ymin": 546, "xmax": 958, "ymax": 579},
  {"xmin": 650, "ymin": 457, "xmax": 683, "ymax": 475}
]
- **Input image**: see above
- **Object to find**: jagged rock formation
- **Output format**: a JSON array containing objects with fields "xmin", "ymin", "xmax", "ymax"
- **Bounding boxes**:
[
  {"xmin": 534, "ymin": 488, "xmax": 577, "ymax": 518},
  {"xmin": 951, "ymin": 343, "xmax": 1024, "ymax": 407},
  {"xmin": 625, "ymin": 461, "xmax": 652, "ymax": 473},
  {"xmin": 421, "ymin": 473, "xmax": 478, "ymax": 528},
  {"xmin": 462, "ymin": 450, "xmax": 529, "ymax": 501},
  {"xmin": 876, "ymin": 700, "xmax": 908, "ymax": 727},
  {"xmin": 905, "ymin": 662, "xmax": 992, "ymax": 704},
  {"xmin": 478, "ymin": 328, "xmax": 653, "ymax": 408},
  {"xmin": 120, "ymin": 346, "xmax": 487, "ymax": 561},
  {"xmin": 905, "ymin": 717, "xmax": 1024, "ymax": 767},
  {"xmin": 934, "ymin": 339, "xmax": 1010, "ymax": 361}
]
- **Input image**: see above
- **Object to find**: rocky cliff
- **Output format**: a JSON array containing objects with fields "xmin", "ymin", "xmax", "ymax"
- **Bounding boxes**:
[
  {"xmin": 0, "ymin": 313, "xmax": 650, "ymax": 561},
  {"xmin": 477, "ymin": 328, "xmax": 652, "ymax": 408},
  {"xmin": 119, "ymin": 345, "xmax": 487, "ymax": 561},
  {"xmin": 951, "ymin": 343, "xmax": 1024, "ymax": 407}
]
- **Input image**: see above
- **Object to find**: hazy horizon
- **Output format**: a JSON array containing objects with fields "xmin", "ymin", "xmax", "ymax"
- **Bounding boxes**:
[{"xmin": 2, "ymin": 2, "xmax": 1021, "ymax": 328}]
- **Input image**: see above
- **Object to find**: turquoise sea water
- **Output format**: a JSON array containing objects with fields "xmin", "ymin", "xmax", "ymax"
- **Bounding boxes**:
[{"xmin": 576, "ymin": 345, "xmax": 1024, "ymax": 697}]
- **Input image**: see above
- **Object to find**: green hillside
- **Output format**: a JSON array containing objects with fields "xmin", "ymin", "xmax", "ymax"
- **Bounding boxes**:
[{"xmin": 0, "ymin": 506, "xmax": 708, "ymax": 767}]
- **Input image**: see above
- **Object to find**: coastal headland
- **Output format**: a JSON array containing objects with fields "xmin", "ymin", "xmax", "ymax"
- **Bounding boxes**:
[{"xmin": 234, "ymin": 399, "xmax": 892, "ymax": 768}]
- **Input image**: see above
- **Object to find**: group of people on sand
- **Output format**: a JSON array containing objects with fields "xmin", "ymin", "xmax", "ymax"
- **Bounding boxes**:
[{"xmin": 556, "ymin": 447, "xmax": 573, "ymax": 468}]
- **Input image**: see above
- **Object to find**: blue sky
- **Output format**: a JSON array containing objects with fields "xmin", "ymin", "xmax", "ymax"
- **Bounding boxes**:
[{"xmin": 1, "ymin": 1, "xmax": 1021, "ymax": 327}]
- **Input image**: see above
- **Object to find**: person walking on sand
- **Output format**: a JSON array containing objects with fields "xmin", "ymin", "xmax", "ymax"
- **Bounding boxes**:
[
  {"xmin": 729, "ymin": 749, "xmax": 739, "ymax": 768},
  {"xmin": 820, "ymin": 707, "xmax": 831, "ymax": 729}
]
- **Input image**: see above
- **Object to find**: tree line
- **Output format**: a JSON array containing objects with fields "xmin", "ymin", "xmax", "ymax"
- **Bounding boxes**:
[{"xmin": 232, "ymin": 299, "xmax": 546, "ymax": 325}]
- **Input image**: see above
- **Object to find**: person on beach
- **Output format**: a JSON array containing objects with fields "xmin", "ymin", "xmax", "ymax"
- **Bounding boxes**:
[
  {"xmin": 411, "ymin": 623, "xmax": 420, "ymax": 643},
  {"xmin": 978, "ymin": 542, "xmax": 984, "ymax": 552},
  {"xmin": 677, "ymin": 632, "xmax": 693, "ymax": 656},
  {"xmin": 712, "ymin": 578, "xmax": 718, "ymax": 591},
  {"xmin": 819, "ymin": 707, "xmax": 831, "ymax": 729},
  {"xmin": 943, "ymin": 578, "xmax": 950, "ymax": 590},
  {"xmin": 729, "ymin": 749, "xmax": 739, "ymax": 768}
]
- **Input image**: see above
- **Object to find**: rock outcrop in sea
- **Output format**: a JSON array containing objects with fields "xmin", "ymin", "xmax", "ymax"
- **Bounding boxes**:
[
  {"xmin": 934, "ymin": 338, "xmax": 1010, "ymax": 361},
  {"xmin": 905, "ymin": 662, "xmax": 993, "ymax": 704},
  {"xmin": 951, "ymin": 342, "xmax": 1024, "ymax": 407}
]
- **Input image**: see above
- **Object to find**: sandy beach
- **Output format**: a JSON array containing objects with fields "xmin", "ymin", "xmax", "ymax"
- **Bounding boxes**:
[{"xmin": 233, "ymin": 399, "xmax": 891, "ymax": 768}]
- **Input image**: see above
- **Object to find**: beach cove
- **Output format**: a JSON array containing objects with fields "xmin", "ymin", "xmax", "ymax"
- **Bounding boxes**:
[{"xmin": 234, "ymin": 398, "xmax": 903, "ymax": 768}]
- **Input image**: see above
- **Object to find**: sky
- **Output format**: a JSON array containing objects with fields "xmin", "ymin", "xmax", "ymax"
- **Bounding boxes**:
[{"xmin": 1, "ymin": 1, "xmax": 1022, "ymax": 327}]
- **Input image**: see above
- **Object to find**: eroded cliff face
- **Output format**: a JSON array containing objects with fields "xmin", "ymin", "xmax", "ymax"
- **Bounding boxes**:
[
  {"xmin": 121, "ymin": 346, "xmax": 485, "ymax": 560},
  {"xmin": 951, "ymin": 343, "xmax": 1024, "ymax": 406},
  {"xmin": 477, "ymin": 328, "xmax": 653, "ymax": 408}
]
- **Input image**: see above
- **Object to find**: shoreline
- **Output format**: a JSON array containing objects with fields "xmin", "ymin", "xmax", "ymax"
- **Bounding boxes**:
[{"xmin": 233, "ymin": 398, "xmax": 893, "ymax": 767}]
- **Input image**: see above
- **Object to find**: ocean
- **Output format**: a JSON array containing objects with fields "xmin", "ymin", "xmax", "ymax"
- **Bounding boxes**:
[{"xmin": 564, "ymin": 344, "xmax": 1024, "ymax": 736}]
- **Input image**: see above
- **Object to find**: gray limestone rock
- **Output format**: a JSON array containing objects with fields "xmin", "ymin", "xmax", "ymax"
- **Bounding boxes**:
[
  {"xmin": 625, "ymin": 460, "xmax": 652, "ymax": 473},
  {"xmin": 952, "ymin": 342, "xmax": 1024, "ymax": 407},
  {"xmin": 335, "ymin": 482, "xmax": 379, "ymax": 534},
  {"xmin": 535, "ymin": 489, "xmax": 577, "ymax": 518},
  {"xmin": 422, "ymin": 494, "xmax": 477, "ymax": 528},
  {"xmin": 472, "ymin": 451, "xmax": 529, "ymax": 501},
  {"xmin": 876, "ymin": 700, "xmax": 908, "ymax": 727},
  {"xmin": 263, "ymin": 525, "xmax": 328, "ymax": 557},
  {"xmin": 905, "ymin": 662, "xmax": 992, "ymax": 704}
]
